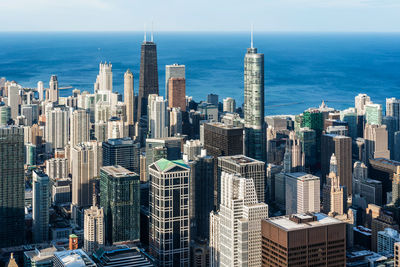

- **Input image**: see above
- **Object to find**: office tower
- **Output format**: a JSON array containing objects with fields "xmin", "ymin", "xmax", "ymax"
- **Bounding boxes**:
[
  {"xmin": 223, "ymin": 97, "xmax": 236, "ymax": 113},
  {"xmin": 364, "ymin": 123, "xmax": 390, "ymax": 160},
  {"xmin": 52, "ymin": 178, "xmax": 72, "ymax": 205},
  {"xmin": 183, "ymin": 139, "xmax": 202, "ymax": 161},
  {"xmin": 70, "ymin": 109, "xmax": 90, "ymax": 147},
  {"xmin": 32, "ymin": 170, "xmax": 50, "ymax": 243},
  {"xmin": 207, "ymin": 94, "xmax": 218, "ymax": 106},
  {"xmin": 322, "ymin": 154, "xmax": 346, "ymax": 215},
  {"xmin": 37, "ymin": 81, "xmax": 44, "ymax": 101},
  {"xmin": 285, "ymin": 172, "xmax": 320, "ymax": 215},
  {"xmin": 261, "ymin": 213, "xmax": 346, "ymax": 267},
  {"xmin": 69, "ymin": 234, "xmax": 79, "ymax": 250},
  {"xmin": 103, "ymin": 137, "xmax": 140, "ymax": 173},
  {"xmin": 301, "ymin": 109, "xmax": 324, "ymax": 167},
  {"xmin": 197, "ymin": 102, "xmax": 218, "ymax": 121},
  {"xmin": 377, "ymin": 228, "xmax": 400, "ymax": 254},
  {"xmin": 165, "ymin": 64, "xmax": 185, "ymax": 100},
  {"xmin": 138, "ymin": 38, "xmax": 158, "ymax": 121},
  {"xmin": 124, "ymin": 69, "xmax": 135, "ymax": 125},
  {"xmin": 355, "ymin": 93, "xmax": 372, "ymax": 115},
  {"xmin": 168, "ymin": 78, "xmax": 186, "ymax": 111},
  {"xmin": 297, "ymin": 127, "xmax": 316, "ymax": 170},
  {"xmin": 95, "ymin": 62, "xmax": 113, "ymax": 92},
  {"xmin": 365, "ymin": 103, "xmax": 383, "ymax": 125},
  {"xmin": 71, "ymin": 142, "xmax": 102, "ymax": 208},
  {"xmin": 95, "ymin": 121, "xmax": 108, "ymax": 142},
  {"xmin": 352, "ymin": 161, "xmax": 382, "ymax": 206},
  {"xmin": 387, "ymin": 97, "xmax": 400, "ymax": 130},
  {"xmin": 266, "ymin": 164, "xmax": 283, "ymax": 203},
  {"xmin": 45, "ymin": 106, "xmax": 70, "ymax": 150},
  {"xmin": 21, "ymin": 104, "xmax": 38, "ymax": 126},
  {"xmin": 209, "ymin": 172, "xmax": 268, "ymax": 267},
  {"xmin": 321, "ymin": 134, "xmax": 352, "ymax": 194},
  {"xmin": 203, "ymin": 122, "xmax": 243, "ymax": 157},
  {"xmin": 25, "ymin": 143, "xmax": 36, "ymax": 165},
  {"xmin": 0, "ymin": 126, "xmax": 24, "ymax": 248},
  {"xmin": 7, "ymin": 82, "xmax": 20, "ymax": 120},
  {"xmin": 100, "ymin": 166, "xmax": 140, "ymax": 244},
  {"xmin": 218, "ymin": 155, "xmax": 265, "ymax": 203},
  {"xmin": 148, "ymin": 94, "xmax": 169, "ymax": 138},
  {"xmin": 169, "ymin": 107, "xmax": 182, "ymax": 136},
  {"xmin": 340, "ymin": 107, "xmax": 357, "ymax": 139},
  {"xmin": 107, "ymin": 117, "xmax": 129, "ymax": 139},
  {"xmin": 188, "ymin": 151, "xmax": 214, "ymax": 241},
  {"xmin": 46, "ymin": 158, "xmax": 68, "ymax": 179},
  {"xmin": 149, "ymin": 159, "xmax": 190, "ymax": 266},
  {"xmin": 112, "ymin": 101, "xmax": 127, "ymax": 122},
  {"xmin": 371, "ymin": 211, "xmax": 399, "ymax": 252},
  {"xmin": 383, "ymin": 116, "xmax": 397, "ymax": 159},
  {"xmin": 0, "ymin": 103, "xmax": 11, "ymax": 125},
  {"xmin": 48, "ymin": 75, "xmax": 59, "ymax": 103},
  {"xmin": 244, "ymin": 40, "xmax": 265, "ymax": 161},
  {"xmin": 190, "ymin": 240, "xmax": 210, "ymax": 267},
  {"xmin": 84, "ymin": 197, "xmax": 104, "ymax": 252},
  {"xmin": 53, "ymin": 249, "xmax": 96, "ymax": 267},
  {"xmin": 369, "ymin": 158, "xmax": 400, "ymax": 204}
]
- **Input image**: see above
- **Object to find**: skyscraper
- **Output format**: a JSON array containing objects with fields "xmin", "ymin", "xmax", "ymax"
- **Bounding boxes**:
[
  {"xmin": 223, "ymin": 97, "xmax": 236, "ymax": 113},
  {"xmin": 100, "ymin": 165, "xmax": 140, "ymax": 244},
  {"xmin": 0, "ymin": 126, "xmax": 25, "ymax": 247},
  {"xmin": 32, "ymin": 170, "xmax": 50, "ymax": 243},
  {"xmin": 169, "ymin": 107, "xmax": 182, "ymax": 136},
  {"xmin": 84, "ymin": 196, "xmax": 104, "ymax": 252},
  {"xmin": 102, "ymin": 137, "xmax": 141, "ymax": 174},
  {"xmin": 124, "ymin": 69, "xmax": 135, "ymax": 126},
  {"xmin": 365, "ymin": 103, "xmax": 383, "ymax": 125},
  {"xmin": 37, "ymin": 81, "xmax": 44, "ymax": 101},
  {"xmin": 70, "ymin": 109, "xmax": 90, "ymax": 147},
  {"xmin": 48, "ymin": 75, "xmax": 59, "ymax": 103},
  {"xmin": 148, "ymin": 94, "xmax": 169, "ymax": 139},
  {"xmin": 95, "ymin": 62, "xmax": 113, "ymax": 92},
  {"xmin": 386, "ymin": 97, "xmax": 400, "ymax": 131},
  {"xmin": 165, "ymin": 64, "xmax": 185, "ymax": 100},
  {"xmin": 45, "ymin": 106, "xmax": 70, "ymax": 150},
  {"xmin": 168, "ymin": 78, "xmax": 186, "ymax": 111},
  {"xmin": 149, "ymin": 159, "xmax": 190, "ymax": 266},
  {"xmin": 244, "ymin": 36, "xmax": 265, "ymax": 161},
  {"xmin": 138, "ymin": 37, "xmax": 158, "ymax": 121},
  {"xmin": 355, "ymin": 93, "xmax": 372, "ymax": 115},
  {"xmin": 210, "ymin": 172, "xmax": 268, "ymax": 267},
  {"xmin": 322, "ymin": 154, "xmax": 346, "ymax": 215},
  {"xmin": 364, "ymin": 123, "xmax": 390, "ymax": 160}
]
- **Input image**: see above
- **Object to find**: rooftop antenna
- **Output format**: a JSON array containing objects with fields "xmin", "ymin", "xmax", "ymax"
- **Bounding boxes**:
[
  {"xmin": 251, "ymin": 23, "xmax": 254, "ymax": 48},
  {"xmin": 144, "ymin": 23, "xmax": 147, "ymax": 42},
  {"xmin": 151, "ymin": 20, "xmax": 154, "ymax": 42}
]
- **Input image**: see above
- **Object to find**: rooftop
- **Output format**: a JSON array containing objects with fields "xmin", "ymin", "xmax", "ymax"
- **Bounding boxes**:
[
  {"xmin": 286, "ymin": 172, "xmax": 320, "ymax": 181},
  {"xmin": 101, "ymin": 165, "xmax": 138, "ymax": 178},
  {"xmin": 154, "ymin": 158, "xmax": 189, "ymax": 172},
  {"xmin": 266, "ymin": 212, "xmax": 343, "ymax": 231},
  {"xmin": 54, "ymin": 249, "xmax": 96, "ymax": 267},
  {"xmin": 219, "ymin": 154, "xmax": 264, "ymax": 165}
]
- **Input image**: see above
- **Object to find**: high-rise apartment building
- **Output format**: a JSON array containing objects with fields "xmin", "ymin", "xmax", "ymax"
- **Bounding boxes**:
[
  {"xmin": 103, "ymin": 137, "xmax": 140, "ymax": 174},
  {"xmin": 244, "ymin": 41, "xmax": 265, "ymax": 161},
  {"xmin": 149, "ymin": 159, "xmax": 190, "ymax": 266},
  {"xmin": 46, "ymin": 158, "xmax": 68, "ymax": 179},
  {"xmin": 7, "ymin": 82, "xmax": 20, "ymax": 120},
  {"xmin": 37, "ymin": 81, "xmax": 44, "ymax": 101},
  {"xmin": 165, "ymin": 64, "xmax": 185, "ymax": 100},
  {"xmin": 124, "ymin": 69, "xmax": 135, "ymax": 125},
  {"xmin": 261, "ymin": 213, "xmax": 346, "ymax": 267},
  {"xmin": 100, "ymin": 165, "xmax": 140, "ymax": 244},
  {"xmin": 168, "ymin": 78, "xmax": 186, "ymax": 112},
  {"xmin": 218, "ymin": 155, "xmax": 265, "ymax": 203},
  {"xmin": 285, "ymin": 172, "xmax": 320, "ymax": 215},
  {"xmin": 0, "ymin": 126, "xmax": 25, "ymax": 247},
  {"xmin": 84, "ymin": 197, "xmax": 104, "ymax": 252},
  {"xmin": 48, "ymin": 75, "xmax": 59, "ymax": 103},
  {"xmin": 32, "ymin": 170, "xmax": 50, "ymax": 243},
  {"xmin": 148, "ymin": 94, "xmax": 169, "ymax": 139},
  {"xmin": 70, "ymin": 109, "xmax": 90, "ymax": 147},
  {"xmin": 210, "ymin": 172, "xmax": 268, "ymax": 267},
  {"xmin": 45, "ymin": 106, "xmax": 70, "ymax": 150},
  {"xmin": 169, "ymin": 107, "xmax": 182, "ymax": 136},
  {"xmin": 378, "ymin": 228, "xmax": 400, "ymax": 254},
  {"xmin": 223, "ymin": 97, "xmax": 236, "ymax": 113},
  {"xmin": 95, "ymin": 62, "xmax": 113, "ymax": 92},
  {"xmin": 364, "ymin": 123, "xmax": 390, "ymax": 160},
  {"xmin": 365, "ymin": 103, "xmax": 383, "ymax": 125},
  {"xmin": 387, "ymin": 97, "xmax": 400, "ymax": 131},
  {"xmin": 355, "ymin": 93, "xmax": 372, "ymax": 115},
  {"xmin": 138, "ymin": 39, "xmax": 158, "ymax": 120}
]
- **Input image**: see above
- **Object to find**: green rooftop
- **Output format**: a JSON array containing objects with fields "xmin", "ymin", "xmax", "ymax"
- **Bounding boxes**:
[{"xmin": 155, "ymin": 158, "xmax": 189, "ymax": 171}]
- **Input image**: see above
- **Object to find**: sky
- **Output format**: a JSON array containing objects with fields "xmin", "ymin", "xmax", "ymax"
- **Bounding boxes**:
[{"xmin": 0, "ymin": 0, "xmax": 400, "ymax": 32}]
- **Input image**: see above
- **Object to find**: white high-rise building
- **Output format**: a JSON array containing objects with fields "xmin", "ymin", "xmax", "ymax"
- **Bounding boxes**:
[
  {"xmin": 165, "ymin": 64, "xmax": 185, "ymax": 100},
  {"xmin": 46, "ymin": 158, "xmax": 68, "ymax": 179},
  {"xmin": 355, "ymin": 93, "xmax": 372, "ymax": 115},
  {"xmin": 285, "ymin": 172, "xmax": 320, "ymax": 215},
  {"xmin": 45, "ymin": 106, "xmax": 70, "ymax": 150},
  {"xmin": 95, "ymin": 62, "xmax": 113, "ymax": 92},
  {"xmin": 183, "ymin": 139, "xmax": 202, "ymax": 161},
  {"xmin": 124, "ymin": 69, "xmax": 134, "ymax": 125},
  {"xmin": 210, "ymin": 172, "xmax": 268, "ymax": 267},
  {"xmin": 71, "ymin": 142, "xmax": 102, "ymax": 208},
  {"xmin": 70, "ymin": 109, "xmax": 90, "ymax": 147},
  {"xmin": 148, "ymin": 94, "xmax": 169, "ymax": 138},
  {"xmin": 169, "ymin": 107, "xmax": 182, "ymax": 136},
  {"xmin": 32, "ymin": 170, "xmax": 50, "ymax": 243},
  {"xmin": 84, "ymin": 196, "xmax": 104, "ymax": 253},
  {"xmin": 48, "ymin": 75, "xmax": 59, "ymax": 103},
  {"xmin": 94, "ymin": 121, "xmax": 108, "ymax": 142},
  {"xmin": 223, "ymin": 97, "xmax": 236, "ymax": 113},
  {"xmin": 37, "ymin": 81, "xmax": 44, "ymax": 101},
  {"xmin": 7, "ymin": 82, "xmax": 21, "ymax": 120},
  {"xmin": 107, "ymin": 119, "xmax": 129, "ymax": 139}
]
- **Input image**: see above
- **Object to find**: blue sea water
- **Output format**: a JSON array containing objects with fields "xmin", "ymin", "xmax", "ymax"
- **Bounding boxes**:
[{"xmin": 0, "ymin": 32, "xmax": 400, "ymax": 115}]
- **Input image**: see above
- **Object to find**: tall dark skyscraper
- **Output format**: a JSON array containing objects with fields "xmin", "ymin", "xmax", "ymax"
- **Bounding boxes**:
[
  {"xmin": 244, "ymin": 33, "xmax": 266, "ymax": 161},
  {"xmin": 0, "ymin": 126, "xmax": 25, "ymax": 248},
  {"xmin": 103, "ymin": 137, "xmax": 141, "ymax": 174},
  {"xmin": 137, "ymin": 36, "xmax": 159, "ymax": 121}
]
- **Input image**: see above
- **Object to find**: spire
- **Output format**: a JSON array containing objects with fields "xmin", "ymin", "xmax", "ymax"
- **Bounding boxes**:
[
  {"xmin": 144, "ymin": 24, "xmax": 147, "ymax": 42},
  {"xmin": 251, "ymin": 23, "xmax": 254, "ymax": 48},
  {"xmin": 151, "ymin": 20, "xmax": 154, "ymax": 42}
]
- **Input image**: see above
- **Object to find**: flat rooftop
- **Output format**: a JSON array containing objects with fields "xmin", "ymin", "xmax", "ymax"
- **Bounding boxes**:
[
  {"xmin": 101, "ymin": 165, "xmax": 138, "ymax": 178},
  {"xmin": 54, "ymin": 249, "xmax": 96, "ymax": 266},
  {"xmin": 286, "ymin": 172, "xmax": 320, "ymax": 181},
  {"xmin": 266, "ymin": 213, "xmax": 343, "ymax": 231},
  {"xmin": 205, "ymin": 122, "xmax": 243, "ymax": 129},
  {"xmin": 219, "ymin": 154, "xmax": 263, "ymax": 165}
]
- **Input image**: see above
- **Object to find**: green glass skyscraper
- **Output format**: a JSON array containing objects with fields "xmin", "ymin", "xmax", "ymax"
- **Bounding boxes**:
[
  {"xmin": 100, "ymin": 165, "xmax": 140, "ymax": 244},
  {"xmin": 0, "ymin": 126, "xmax": 25, "ymax": 247}
]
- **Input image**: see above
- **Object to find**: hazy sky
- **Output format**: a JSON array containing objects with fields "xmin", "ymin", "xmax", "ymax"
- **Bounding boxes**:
[{"xmin": 1, "ymin": 0, "xmax": 400, "ymax": 32}]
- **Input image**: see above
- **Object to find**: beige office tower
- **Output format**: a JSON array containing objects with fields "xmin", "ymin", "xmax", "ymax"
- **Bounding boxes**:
[
  {"xmin": 94, "ymin": 121, "xmax": 108, "ymax": 142},
  {"xmin": 70, "ymin": 109, "xmax": 90, "ymax": 147},
  {"xmin": 48, "ymin": 75, "xmax": 59, "ymax": 103},
  {"xmin": 95, "ymin": 62, "xmax": 113, "ymax": 92},
  {"xmin": 37, "ymin": 81, "xmax": 44, "ymax": 101},
  {"xmin": 45, "ymin": 106, "xmax": 70, "ymax": 150},
  {"xmin": 46, "ymin": 158, "xmax": 68, "ymax": 179},
  {"xmin": 148, "ymin": 94, "xmax": 169, "ymax": 139},
  {"xmin": 210, "ymin": 172, "xmax": 268, "ymax": 267},
  {"xmin": 112, "ymin": 102, "xmax": 127, "ymax": 122},
  {"xmin": 165, "ymin": 64, "xmax": 185, "ymax": 100},
  {"xmin": 169, "ymin": 107, "xmax": 182, "ymax": 136},
  {"xmin": 124, "ymin": 69, "xmax": 134, "ymax": 125},
  {"xmin": 355, "ymin": 93, "xmax": 372, "ymax": 115},
  {"xmin": 84, "ymin": 197, "xmax": 104, "ymax": 252},
  {"xmin": 285, "ymin": 172, "xmax": 320, "ymax": 215},
  {"xmin": 364, "ymin": 123, "xmax": 390, "ymax": 160},
  {"xmin": 7, "ymin": 82, "xmax": 21, "ymax": 120},
  {"xmin": 223, "ymin": 97, "xmax": 236, "ymax": 113},
  {"xmin": 323, "ymin": 154, "xmax": 346, "ymax": 215},
  {"xmin": 71, "ymin": 142, "xmax": 103, "ymax": 208},
  {"xmin": 95, "ymin": 102, "xmax": 111, "ymax": 122},
  {"xmin": 107, "ymin": 119, "xmax": 129, "ymax": 139}
]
